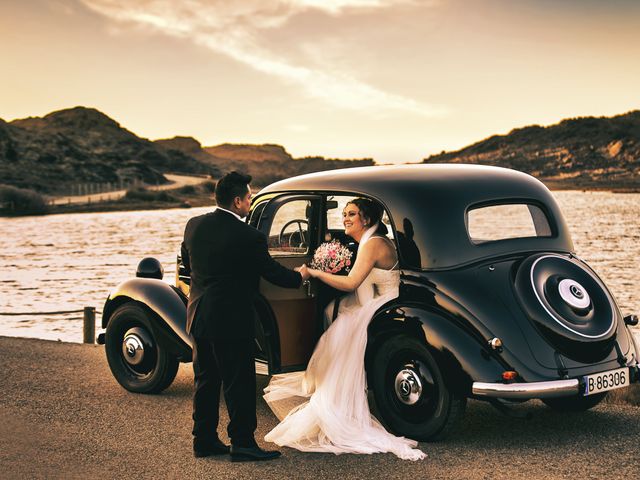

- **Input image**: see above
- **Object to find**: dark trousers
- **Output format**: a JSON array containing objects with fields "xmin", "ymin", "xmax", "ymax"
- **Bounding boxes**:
[{"xmin": 192, "ymin": 336, "xmax": 257, "ymax": 447}]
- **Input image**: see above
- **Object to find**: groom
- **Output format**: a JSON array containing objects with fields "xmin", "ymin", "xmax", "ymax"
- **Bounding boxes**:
[{"xmin": 181, "ymin": 171, "xmax": 309, "ymax": 462}]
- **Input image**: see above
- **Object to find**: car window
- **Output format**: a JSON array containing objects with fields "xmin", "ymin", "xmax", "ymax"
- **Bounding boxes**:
[
  {"xmin": 325, "ymin": 195, "xmax": 394, "ymax": 241},
  {"xmin": 268, "ymin": 199, "xmax": 312, "ymax": 255},
  {"xmin": 467, "ymin": 203, "xmax": 552, "ymax": 243}
]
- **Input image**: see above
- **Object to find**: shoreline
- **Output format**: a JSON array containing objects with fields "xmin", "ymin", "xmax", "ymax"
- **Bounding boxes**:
[
  {"xmin": 0, "ymin": 189, "xmax": 217, "ymax": 218},
  {"xmin": 2, "ymin": 182, "xmax": 639, "ymax": 218},
  {"xmin": 538, "ymin": 178, "xmax": 640, "ymax": 194}
]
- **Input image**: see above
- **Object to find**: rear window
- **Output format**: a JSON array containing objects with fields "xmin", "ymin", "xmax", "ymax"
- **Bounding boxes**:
[{"xmin": 467, "ymin": 203, "xmax": 552, "ymax": 244}]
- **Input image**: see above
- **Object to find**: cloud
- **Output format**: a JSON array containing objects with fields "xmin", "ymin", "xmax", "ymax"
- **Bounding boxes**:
[{"xmin": 79, "ymin": 0, "xmax": 445, "ymax": 117}]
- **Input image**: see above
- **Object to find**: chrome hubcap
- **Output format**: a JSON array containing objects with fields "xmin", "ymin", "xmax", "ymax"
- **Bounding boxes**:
[
  {"xmin": 394, "ymin": 368, "xmax": 423, "ymax": 405},
  {"xmin": 122, "ymin": 333, "xmax": 145, "ymax": 366},
  {"xmin": 558, "ymin": 279, "xmax": 590, "ymax": 310}
]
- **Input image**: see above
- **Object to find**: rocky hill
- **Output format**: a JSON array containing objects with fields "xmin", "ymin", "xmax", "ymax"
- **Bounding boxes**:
[
  {"xmin": 4, "ymin": 106, "xmax": 637, "ymax": 200},
  {"xmin": 424, "ymin": 111, "xmax": 640, "ymax": 189},
  {"xmin": 206, "ymin": 143, "xmax": 292, "ymax": 163},
  {"xmin": 0, "ymin": 105, "xmax": 373, "ymax": 198},
  {"xmin": 0, "ymin": 107, "xmax": 217, "ymax": 194},
  {"xmin": 156, "ymin": 138, "xmax": 374, "ymax": 186}
]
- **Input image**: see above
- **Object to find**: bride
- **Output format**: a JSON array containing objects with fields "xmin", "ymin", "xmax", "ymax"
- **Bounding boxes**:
[{"xmin": 263, "ymin": 198, "xmax": 426, "ymax": 461}]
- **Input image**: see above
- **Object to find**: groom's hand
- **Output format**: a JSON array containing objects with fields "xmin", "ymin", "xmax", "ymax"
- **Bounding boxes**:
[{"xmin": 296, "ymin": 264, "xmax": 310, "ymax": 281}]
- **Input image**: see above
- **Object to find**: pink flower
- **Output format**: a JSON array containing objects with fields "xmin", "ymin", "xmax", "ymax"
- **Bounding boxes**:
[{"xmin": 310, "ymin": 240, "xmax": 353, "ymax": 273}]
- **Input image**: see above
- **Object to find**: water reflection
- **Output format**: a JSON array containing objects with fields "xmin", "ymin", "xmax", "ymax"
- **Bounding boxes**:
[{"xmin": 0, "ymin": 207, "xmax": 209, "ymax": 341}]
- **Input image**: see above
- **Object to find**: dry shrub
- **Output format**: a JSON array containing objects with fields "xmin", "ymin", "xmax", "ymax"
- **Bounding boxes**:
[
  {"xmin": 200, "ymin": 181, "xmax": 216, "ymax": 193},
  {"xmin": 123, "ymin": 187, "xmax": 175, "ymax": 202},
  {"xmin": 0, "ymin": 184, "xmax": 49, "ymax": 214}
]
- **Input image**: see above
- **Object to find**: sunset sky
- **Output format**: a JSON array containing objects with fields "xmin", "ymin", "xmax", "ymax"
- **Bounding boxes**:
[{"xmin": 1, "ymin": 0, "xmax": 639, "ymax": 164}]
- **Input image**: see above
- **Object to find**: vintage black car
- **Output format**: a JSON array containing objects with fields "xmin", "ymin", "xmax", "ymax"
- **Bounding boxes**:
[{"xmin": 99, "ymin": 164, "xmax": 640, "ymax": 441}]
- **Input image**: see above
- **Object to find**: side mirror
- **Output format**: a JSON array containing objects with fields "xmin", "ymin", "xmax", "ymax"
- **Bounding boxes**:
[{"xmin": 624, "ymin": 314, "xmax": 639, "ymax": 326}]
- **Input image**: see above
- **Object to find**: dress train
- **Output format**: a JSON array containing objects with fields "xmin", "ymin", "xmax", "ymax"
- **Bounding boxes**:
[{"xmin": 263, "ymin": 261, "xmax": 426, "ymax": 461}]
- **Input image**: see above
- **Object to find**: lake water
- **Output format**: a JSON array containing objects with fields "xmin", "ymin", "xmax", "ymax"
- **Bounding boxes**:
[{"xmin": 0, "ymin": 190, "xmax": 638, "ymax": 342}]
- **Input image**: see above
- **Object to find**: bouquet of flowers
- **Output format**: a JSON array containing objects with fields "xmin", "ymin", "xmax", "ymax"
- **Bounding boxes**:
[{"xmin": 310, "ymin": 240, "xmax": 353, "ymax": 274}]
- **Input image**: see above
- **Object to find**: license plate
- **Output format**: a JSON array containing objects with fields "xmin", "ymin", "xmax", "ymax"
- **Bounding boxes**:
[{"xmin": 583, "ymin": 367, "xmax": 629, "ymax": 396}]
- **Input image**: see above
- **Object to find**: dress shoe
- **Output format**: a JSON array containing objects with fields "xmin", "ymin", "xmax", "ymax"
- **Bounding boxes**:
[
  {"xmin": 193, "ymin": 437, "xmax": 230, "ymax": 457},
  {"xmin": 230, "ymin": 444, "xmax": 282, "ymax": 462}
]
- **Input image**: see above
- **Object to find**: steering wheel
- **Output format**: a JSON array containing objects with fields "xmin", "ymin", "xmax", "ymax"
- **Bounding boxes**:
[{"xmin": 279, "ymin": 219, "xmax": 309, "ymax": 249}]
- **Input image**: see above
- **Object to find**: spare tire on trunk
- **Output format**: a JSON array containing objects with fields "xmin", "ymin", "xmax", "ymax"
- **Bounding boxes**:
[{"xmin": 514, "ymin": 253, "xmax": 618, "ymax": 363}]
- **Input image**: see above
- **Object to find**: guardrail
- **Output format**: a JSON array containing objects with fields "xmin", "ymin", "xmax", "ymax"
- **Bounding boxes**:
[
  {"xmin": 52, "ymin": 172, "xmax": 213, "ymax": 198},
  {"xmin": 0, "ymin": 306, "xmax": 99, "ymax": 344},
  {"xmin": 56, "ymin": 180, "xmax": 145, "ymax": 197}
]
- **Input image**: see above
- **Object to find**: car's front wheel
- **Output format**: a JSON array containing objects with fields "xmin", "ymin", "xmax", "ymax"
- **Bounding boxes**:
[
  {"xmin": 105, "ymin": 303, "xmax": 179, "ymax": 394},
  {"xmin": 542, "ymin": 392, "xmax": 607, "ymax": 412},
  {"xmin": 371, "ymin": 335, "xmax": 466, "ymax": 441}
]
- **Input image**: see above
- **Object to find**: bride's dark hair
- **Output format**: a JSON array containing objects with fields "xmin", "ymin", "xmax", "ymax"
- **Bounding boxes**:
[{"xmin": 347, "ymin": 198, "xmax": 388, "ymax": 235}]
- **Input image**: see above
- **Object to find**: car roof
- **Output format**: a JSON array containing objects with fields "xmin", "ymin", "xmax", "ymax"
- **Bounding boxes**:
[{"xmin": 257, "ymin": 164, "xmax": 575, "ymax": 270}]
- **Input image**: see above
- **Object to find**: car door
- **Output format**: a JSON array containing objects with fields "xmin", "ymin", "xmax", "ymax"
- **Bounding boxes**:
[{"xmin": 254, "ymin": 194, "xmax": 321, "ymax": 372}]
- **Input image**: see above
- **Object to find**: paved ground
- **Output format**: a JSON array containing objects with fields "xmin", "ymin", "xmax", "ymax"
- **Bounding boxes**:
[
  {"xmin": 1, "ymin": 336, "xmax": 640, "ymax": 479},
  {"xmin": 49, "ymin": 174, "xmax": 208, "ymax": 205}
]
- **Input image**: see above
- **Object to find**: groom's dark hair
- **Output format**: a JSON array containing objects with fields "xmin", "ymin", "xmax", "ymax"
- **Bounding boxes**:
[{"xmin": 215, "ymin": 171, "xmax": 252, "ymax": 207}]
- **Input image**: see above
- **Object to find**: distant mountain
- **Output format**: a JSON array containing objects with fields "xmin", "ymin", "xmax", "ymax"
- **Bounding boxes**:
[
  {"xmin": 424, "ymin": 111, "xmax": 640, "ymax": 189},
  {"xmin": 5, "ymin": 106, "xmax": 636, "ymax": 198},
  {"xmin": 0, "ymin": 107, "xmax": 217, "ymax": 194},
  {"xmin": 156, "ymin": 138, "xmax": 374, "ymax": 186}
]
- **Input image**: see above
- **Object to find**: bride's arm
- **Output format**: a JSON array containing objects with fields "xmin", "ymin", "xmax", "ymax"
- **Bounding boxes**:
[{"xmin": 309, "ymin": 241, "xmax": 378, "ymax": 292}]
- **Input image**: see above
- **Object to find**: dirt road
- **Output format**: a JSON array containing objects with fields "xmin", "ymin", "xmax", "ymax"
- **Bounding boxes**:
[{"xmin": 49, "ymin": 174, "xmax": 209, "ymax": 206}]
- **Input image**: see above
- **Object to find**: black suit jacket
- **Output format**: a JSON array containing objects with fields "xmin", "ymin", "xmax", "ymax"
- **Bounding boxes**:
[{"xmin": 181, "ymin": 209, "xmax": 302, "ymax": 340}]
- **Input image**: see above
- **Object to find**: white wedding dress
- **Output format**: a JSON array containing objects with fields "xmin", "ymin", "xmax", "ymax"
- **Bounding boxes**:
[{"xmin": 263, "ymin": 232, "xmax": 426, "ymax": 461}]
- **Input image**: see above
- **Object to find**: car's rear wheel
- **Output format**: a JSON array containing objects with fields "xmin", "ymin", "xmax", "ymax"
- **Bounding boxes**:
[
  {"xmin": 542, "ymin": 392, "xmax": 607, "ymax": 412},
  {"xmin": 105, "ymin": 303, "xmax": 179, "ymax": 393},
  {"xmin": 371, "ymin": 335, "xmax": 466, "ymax": 441}
]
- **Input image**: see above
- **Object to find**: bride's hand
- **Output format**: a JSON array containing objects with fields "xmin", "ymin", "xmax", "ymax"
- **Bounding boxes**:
[
  {"xmin": 308, "ymin": 267, "xmax": 321, "ymax": 278},
  {"xmin": 296, "ymin": 264, "xmax": 311, "ymax": 281}
]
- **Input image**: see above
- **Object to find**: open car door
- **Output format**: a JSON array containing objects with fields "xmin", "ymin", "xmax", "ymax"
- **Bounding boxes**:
[{"xmin": 253, "ymin": 194, "xmax": 322, "ymax": 372}]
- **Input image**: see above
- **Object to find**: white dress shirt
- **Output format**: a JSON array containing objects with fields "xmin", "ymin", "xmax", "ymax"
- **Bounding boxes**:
[{"xmin": 216, "ymin": 206, "xmax": 244, "ymax": 222}]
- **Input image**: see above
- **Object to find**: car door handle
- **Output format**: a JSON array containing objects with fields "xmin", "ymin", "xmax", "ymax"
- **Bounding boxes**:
[{"xmin": 303, "ymin": 280, "xmax": 315, "ymax": 298}]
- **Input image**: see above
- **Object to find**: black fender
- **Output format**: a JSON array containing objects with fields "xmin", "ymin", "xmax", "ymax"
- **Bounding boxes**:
[
  {"xmin": 627, "ymin": 325, "xmax": 640, "ymax": 360},
  {"xmin": 102, "ymin": 278, "xmax": 192, "ymax": 361},
  {"xmin": 367, "ymin": 304, "xmax": 510, "ymax": 397}
]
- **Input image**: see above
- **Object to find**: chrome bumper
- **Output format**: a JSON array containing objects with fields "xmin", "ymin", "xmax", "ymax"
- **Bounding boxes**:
[{"xmin": 472, "ymin": 378, "xmax": 580, "ymax": 399}]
